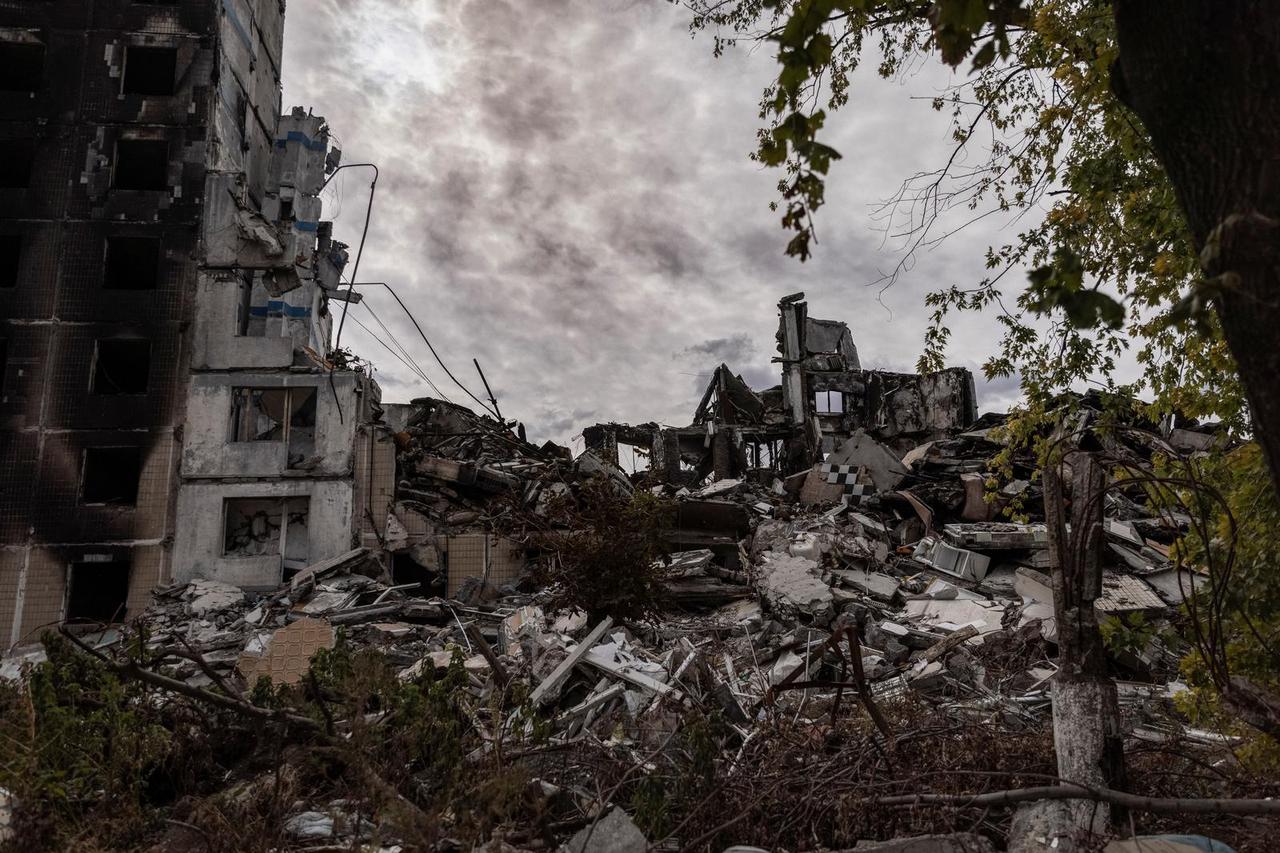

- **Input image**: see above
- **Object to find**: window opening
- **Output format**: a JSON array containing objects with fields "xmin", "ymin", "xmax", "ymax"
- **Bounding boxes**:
[
  {"xmin": 222, "ymin": 496, "xmax": 310, "ymax": 568},
  {"xmin": 0, "ymin": 139, "xmax": 35, "ymax": 188},
  {"xmin": 814, "ymin": 390, "xmax": 844, "ymax": 415},
  {"xmin": 229, "ymin": 387, "xmax": 317, "ymax": 465},
  {"xmin": 104, "ymin": 236, "xmax": 160, "ymax": 289},
  {"xmin": 121, "ymin": 45, "xmax": 177, "ymax": 96},
  {"xmin": 0, "ymin": 43, "xmax": 44, "ymax": 92},
  {"xmin": 92, "ymin": 339, "xmax": 150, "ymax": 394},
  {"xmin": 81, "ymin": 447, "xmax": 142, "ymax": 505},
  {"xmin": 66, "ymin": 560, "xmax": 130, "ymax": 624},
  {"xmin": 0, "ymin": 234, "xmax": 18, "ymax": 288},
  {"xmin": 113, "ymin": 139, "xmax": 168, "ymax": 190}
]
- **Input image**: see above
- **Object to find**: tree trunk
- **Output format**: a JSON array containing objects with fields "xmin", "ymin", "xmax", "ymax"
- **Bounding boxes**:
[
  {"xmin": 1112, "ymin": 2, "xmax": 1280, "ymax": 487},
  {"xmin": 1041, "ymin": 451, "xmax": 1125, "ymax": 843}
]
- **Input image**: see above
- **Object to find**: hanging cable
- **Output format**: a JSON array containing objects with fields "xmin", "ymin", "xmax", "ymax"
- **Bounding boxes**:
[
  {"xmin": 325, "ymin": 163, "xmax": 379, "ymax": 423},
  {"xmin": 360, "ymin": 300, "xmax": 452, "ymax": 402},
  {"xmin": 344, "ymin": 281, "xmax": 500, "ymax": 420},
  {"xmin": 347, "ymin": 312, "xmax": 437, "ymax": 392}
]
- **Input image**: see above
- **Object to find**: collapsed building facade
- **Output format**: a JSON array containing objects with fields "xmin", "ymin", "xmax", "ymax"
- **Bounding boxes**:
[
  {"xmin": 0, "ymin": 0, "xmax": 390, "ymax": 645},
  {"xmin": 584, "ymin": 292, "xmax": 978, "ymax": 482}
]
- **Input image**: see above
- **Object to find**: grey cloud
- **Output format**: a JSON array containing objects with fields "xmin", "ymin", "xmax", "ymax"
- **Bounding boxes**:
[
  {"xmin": 675, "ymin": 334, "xmax": 758, "ymax": 366},
  {"xmin": 281, "ymin": 0, "xmax": 1086, "ymax": 447}
]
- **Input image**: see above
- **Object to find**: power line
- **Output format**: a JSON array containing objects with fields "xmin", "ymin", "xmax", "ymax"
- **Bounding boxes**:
[
  {"xmin": 345, "ymin": 281, "xmax": 501, "ymax": 420},
  {"xmin": 346, "ymin": 311, "xmax": 438, "ymax": 395},
  {"xmin": 359, "ymin": 300, "xmax": 452, "ymax": 403}
]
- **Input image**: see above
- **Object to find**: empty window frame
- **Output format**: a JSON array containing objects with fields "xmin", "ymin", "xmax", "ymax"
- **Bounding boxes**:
[
  {"xmin": 222, "ymin": 496, "xmax": 310, "ymax": 565},
  {"xmin": 0, "ymin": 138, "xmax": 35, "ymax": 188},
  {"xmin": 112, "ymin": 139, "xmax": 168, "ymax": 190},
  {"xmin": 66, "ymin": 559, "xmax": 130, "ymax": 624},
  {"xmin": 235, "ymin": 273, "xmax": 267, "ymax": 337},
  {"xmin": 228, "ymin": 387, "xmax": 317, "ymax": 462},
  {"xmin": 104, "ymin": 235, "xmax": 160, "ymax": 289},
  {"xmin": 92, "ymin": 339, "xmax": 151, "ymax": 395},
  {"xmin": 814, "ymin": 390, "xmax": 844, "ymax": 415},
  {"xmin": 0, "ymin": 42, "xmax": 44, "ymax": 92},
  {"xmin": 81, "ymin": 446, "xmax": 142, "ymax": 505},
  {"xmin": 121, "ymin": 45, "xmax": 177, "ymax": 96},
  {"xmin": 0, "ymin": 234, "xmax": 18, "ymax": 288}
]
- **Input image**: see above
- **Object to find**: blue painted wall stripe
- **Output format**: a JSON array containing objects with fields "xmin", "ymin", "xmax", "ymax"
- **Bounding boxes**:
[{"xmin": 249, "ymin": 300, "xmax": 311, "ymax": 318}]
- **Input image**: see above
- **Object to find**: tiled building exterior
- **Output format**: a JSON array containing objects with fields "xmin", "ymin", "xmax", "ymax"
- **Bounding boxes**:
[{"xmin": 0, "ymin": 0, "xmax": 391, "ymax": 646}]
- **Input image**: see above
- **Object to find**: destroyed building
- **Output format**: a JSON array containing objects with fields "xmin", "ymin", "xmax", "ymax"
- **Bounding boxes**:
[
  {"xmin": 0, "ymin": 0, "xmax": 390, "ymax": 644},
  {"xmin": 584, "ymin": 292, "xmax": 978, "ymax": 482}
]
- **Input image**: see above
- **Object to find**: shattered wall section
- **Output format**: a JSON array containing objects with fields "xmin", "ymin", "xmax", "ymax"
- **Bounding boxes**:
[
  {"xmin": 810, "ymin": 366, "xmax": 978, "ymax": 453},
  {"xmin": 776, "ymin": 294, "xmax": 977, "ymax": 465}
]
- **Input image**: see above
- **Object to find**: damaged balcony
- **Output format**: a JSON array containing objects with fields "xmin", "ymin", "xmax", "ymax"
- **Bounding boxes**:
[{"xmin": 180, "ymin": 373, "xmax": 365, "ymax": 479}]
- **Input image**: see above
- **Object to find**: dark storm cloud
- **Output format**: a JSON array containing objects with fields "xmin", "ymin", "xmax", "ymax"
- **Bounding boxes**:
[
  {"xmin": 676, "ymin": 335, "xmax": 758, "ymax": 366},
  {"xmin": 281, "ymin": 0, "xmax": 1048, "ymax": 443}
]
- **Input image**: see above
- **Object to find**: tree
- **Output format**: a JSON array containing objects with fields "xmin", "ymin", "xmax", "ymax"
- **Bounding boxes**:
[
  {"xmin": 1109, "ymin": 2, "xmax": 1280, "ymax": 496},
  {"xmin": 676, "ymin": 0, "xmax": 1280, "ymax": 762},
  {"xmin": 678, "ymin": 0, "xmax": 1270, "ymax": 453}
]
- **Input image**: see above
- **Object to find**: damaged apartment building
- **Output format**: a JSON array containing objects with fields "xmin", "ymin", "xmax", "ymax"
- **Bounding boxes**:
[
  {"xmin": 584, "ymin": 292, "xmax": 978, "ymax": 482},
  {"xmin": 0, "ymin": 0, "xmax": 392, "ymax": 646}
]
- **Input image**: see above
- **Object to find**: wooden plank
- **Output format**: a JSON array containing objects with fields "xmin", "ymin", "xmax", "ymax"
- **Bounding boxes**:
[
  {"xmin": 529, "ymin": 616, "xmax": 614, "ymax": 708},
  {"xmin": 581, "ymin": 650, "xmax": 684, "ymax": 700}
]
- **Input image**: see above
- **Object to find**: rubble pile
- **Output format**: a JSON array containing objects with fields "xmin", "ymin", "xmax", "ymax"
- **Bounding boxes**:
[
  {"xmin": 3, "ymin": 384, "xmax": 1261, "ymax": 851},
  {"xmin": 0, "ymin": 295, "xmax": 1261, "ymax": 850}
]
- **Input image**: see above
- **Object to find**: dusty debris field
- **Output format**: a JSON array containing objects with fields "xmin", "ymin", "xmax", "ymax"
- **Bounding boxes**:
[{"xmin": 1, "ymin": 394, "xmax": 1277, "ymax": 853}]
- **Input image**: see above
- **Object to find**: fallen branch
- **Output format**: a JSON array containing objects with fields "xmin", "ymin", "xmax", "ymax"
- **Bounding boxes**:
[
  {"xmin": 871, "ymin": 782, "xmax": 1280, "ymax": 815},
  {"xmin": 60, "ymin": 627, "xmax": 320, "ymax": 733}
]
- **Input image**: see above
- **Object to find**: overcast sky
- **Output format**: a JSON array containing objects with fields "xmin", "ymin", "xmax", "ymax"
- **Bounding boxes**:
[{"xmin": 281, "ymin": 0, "xmax": 1034, "ymax": 445}]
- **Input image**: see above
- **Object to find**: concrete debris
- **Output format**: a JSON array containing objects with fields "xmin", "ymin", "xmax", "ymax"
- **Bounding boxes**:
[
  {"xmin": 184, "ymin": 578, "xmax": 247, "ymax": 617},
  {"xmin": 0, "ymin": 298, "xmax": 1237, "ymax": 852},
  {"xmin": 756, "ymin": 552, "xmax": 834, "ymax": 622},
  {"xmin": 561, "ymin": 807, "xmax": 648, "ymax": 853}
]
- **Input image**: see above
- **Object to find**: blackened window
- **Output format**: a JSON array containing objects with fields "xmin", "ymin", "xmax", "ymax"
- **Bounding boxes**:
[
  {"xmin": 92, "ymin": 339, "xmax": 151, "ymax": 395},
  {"xmin": 104, "ymin": 236, "xmax": 159, "ymax": 289},
  {"xmin": 81, "ymin": 447, "xmax": 142, "ymax": 505},
  {"xmin": 0, "ymin": 234, "xmax": 19, "ymax": 287},
  {"xmin": 0, "ymin": 43, "xmax": 44, "ymax": 92},
  {"xmin": 0, "ymin": 139, "xmax": 35, "ymax": 188},
  {"xmin": 0, "ymin": 339, "xmax": 7, "ymax": 397},
  {"xmin": 122, "ymin": 46, "xmax": 177, "ymax": 96},
  {"xmin": 66, "ymin": 560, "xmax": 131, "ymax": 624},
  {"xmin": 113, "ymin": 139, "xmax": 168, "ymax": 191}
]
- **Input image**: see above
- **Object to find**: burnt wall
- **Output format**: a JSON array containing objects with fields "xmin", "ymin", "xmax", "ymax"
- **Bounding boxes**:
[{"xmin": 0, "ymin": 0, "xmax": 221, "ymax": 641}]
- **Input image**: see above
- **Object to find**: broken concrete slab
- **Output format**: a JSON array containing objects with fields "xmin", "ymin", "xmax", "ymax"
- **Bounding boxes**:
[
  {"xmin": 830, "ymin": 567, "xmax": 900, "ymax": 601},
  {"xmin": 184, "ymin": 579, "xmax": 246, "ymax": 617},
  {"xmin": 826, "ymin": 429, "xmax": 910, "ymax": 491},
  {"xmin": 561, "ymin": 806, "xmax": 648, "ymax": 853},
  {"xmin": 903, "ymin": 597, "xmax": 1005, "ymax": 637},
  {"xmin": 756, "ymin": 552, "xmax": 834, "ymax": 623}
]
